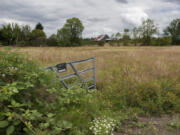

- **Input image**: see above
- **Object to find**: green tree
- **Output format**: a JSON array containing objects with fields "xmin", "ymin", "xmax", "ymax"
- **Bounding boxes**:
[
  {"xmin": 12, "ymin": 23, "xmax": 22, "ymax": 45},
  {"xmin": 165, "ymin": 18, "xmax": 180, "ymax": 45},
  {"xmin": 30, "ymin": 29, "xmax": 46, "ymax": 46},
  {"xmin": 132, "ymin": 27, "xmax": 139, "ymax": 46},
  {"xmin": 115, "ymin": 32, "xmax": 121, "ymax": 46},
  {"xmin": 0, "ymin": 28, "xmax": 4, "ymax": 44},
  {"xmin": 0, "ymin": 24, "xmax": 13, "ymax": 45},
  {"xmin": 139, "ymin": 19, "xmax": 158, "ymax": 45},
  {"xmin": 35, "ymin": 22, "xmax": 44, "ymax": 30},
  {"xmin": 57, "ymin": 26, "xmax": 71, "ymax": 46},
  {"xmin": 20, "ymin": 25, "xmax": 32, "ymax": 45},
  {"xmin": 122, "ymin": 29, "xmax": 130, "ymax": 46},
  {"xmin": 0, "ymin": 23, "xmax": 23, "ymax": 45},
  {"xmin": 57, "ymin": 17, "xmax": 84, "ymax": 46},
  {"xmin": 47, "ymin": 34, "xmax": 58, "ymax": 46},
  {"xmin": 115, "ymin": 32, "xmax": 121, "ymax": 40},
  {"xmin": 151, "ymin": 37, "xmax": 172, "ymax": 46},
  {"xmin": 111, "ymin": 34, "xmax": 115, "ymax": 40}
]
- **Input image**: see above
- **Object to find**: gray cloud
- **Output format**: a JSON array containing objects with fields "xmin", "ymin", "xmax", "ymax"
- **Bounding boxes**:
[
  {"xmin": 115, "ymin": 0, "xmax": 128, "ymax": 3},
  {"xmin": 164, "ymin": 0, "xmax": 180, "ymax": 4},
  {"xmin": 87, "ymin": 17, "xmax": 109, "ymax": 22},
  {"xmin": 0, "ymin": 0, "xmax": 180, "ymax": 37}
]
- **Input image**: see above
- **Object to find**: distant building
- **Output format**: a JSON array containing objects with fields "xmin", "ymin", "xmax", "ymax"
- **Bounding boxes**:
[{"xmin": 94, "ymin": 34, "xmax": 111, "ymax": 42}]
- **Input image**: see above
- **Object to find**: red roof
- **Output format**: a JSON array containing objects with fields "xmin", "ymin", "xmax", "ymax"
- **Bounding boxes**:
[{"xmin": 94, "ymin": 35, "xmax": 103, "ymax": 41}]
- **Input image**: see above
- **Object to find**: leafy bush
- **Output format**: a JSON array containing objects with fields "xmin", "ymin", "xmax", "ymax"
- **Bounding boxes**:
[
  {"xmin": 98, "ymin": 41, "xmax": 105, "ymax": 46},
  {"xmin": 81, "ymin": 39, "xmax": 97, "ymax": 46},
  {"xmin": 151, "ymin": 37, "xmax": 172, "ymax": 46},
  {"xmin": 0, "ymin": 50, "xmax": 61, "ymax": 134},
  {"xmin": 29, "ymin": 29, "xmax": 46, "ymax": 46},
  {"xmin": 167, "ymin": 119, "xmax": 180, "ymax": 130},
  {"xmin": 0, "ymin": 50, "xmax": 118, "ymax": 135},
  {"xmin": 47, "ymin": 34, "xmax": 58, "ymax": 46},
  {"xmin": 122, "ymin": 35, "xmax": 130, "ymax": 46}
]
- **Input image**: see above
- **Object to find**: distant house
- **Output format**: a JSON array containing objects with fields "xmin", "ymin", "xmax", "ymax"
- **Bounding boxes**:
[{"xmin": 94, "ymin": 34, "xmax": 111, "ymax": 42}]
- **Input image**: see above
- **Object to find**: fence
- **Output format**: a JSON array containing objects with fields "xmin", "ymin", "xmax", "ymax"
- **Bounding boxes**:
[{"xmin": 47, "ymin": 57, "xmax": 96, "ymax": 90}]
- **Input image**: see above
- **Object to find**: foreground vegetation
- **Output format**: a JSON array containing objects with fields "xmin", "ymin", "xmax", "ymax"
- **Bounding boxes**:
[{"xmin": 0, "ymin": 46, "xmax": 180, "ymax": 135}]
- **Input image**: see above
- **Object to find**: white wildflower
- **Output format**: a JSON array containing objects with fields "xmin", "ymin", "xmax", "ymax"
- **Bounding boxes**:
[{"xmin": 89, "ymin": 116, "xmax": 116, "ymax": 135}]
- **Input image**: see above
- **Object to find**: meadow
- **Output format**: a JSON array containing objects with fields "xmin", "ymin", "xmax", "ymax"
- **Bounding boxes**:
[
  {"xmin": 8, "ymin": 46, "xmax": 180, "ymax": 87},
  {"xmin": 0, "ymin": 46, "xmax": 180, "ymax": 135}
]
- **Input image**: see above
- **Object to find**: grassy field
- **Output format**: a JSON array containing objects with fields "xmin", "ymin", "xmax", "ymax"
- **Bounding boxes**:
[
  {"xmin": 2, "ymin": 46, "xmax": 180, "ymax": 87},
  {"xmin": 1, "ymin": 46, "xmax": 180, "ymax": 135}
]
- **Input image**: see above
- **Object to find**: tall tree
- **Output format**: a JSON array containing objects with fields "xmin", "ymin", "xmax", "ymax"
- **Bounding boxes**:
[
  {"xmin": 20, "ymin": 25, "xmax": 31, "ymax": 45},
  {"xmin": 122, "ymin": 29, "xmax": 130, "ymax": 46},
  {"xmin": 57, "ymin": 17, "xmax": 84, "ymax": 46},
  {"xmin": 47, "ymin": 34, "xmax": 58, "ymax": 46},
  {"xmin": 132, "ymin": 27, "xmax": 139, "ymax": 46},
  {"xmin": 12, "ymin": 23, "xmax": 22, "ymax": 45},
  {"xmin": 30, "ymin": 29, "xmax": 46, "ymax": 46},
  {"xmin": 0, "ymin": 23, "xmax": 33, "ymax": 46},
  {"xmin": 0, "ymin": 23, "xmax": 21, "ymax": 45},
  {"xmin": 115, "ymin": 32, "xmax": 121, "ymax": 40},
  {"xmin": 0, "ymin": 24, "xmax": 13, "ymax": 45},
  {"xmin": 0, "ymin": 29, "xmax": 4, "ymax": 43},
  {"xmin": 139, "ymin": 19, "xmax": 158, "ymax": 45},
  {"xmin": 35, "ymin": 22, "xmax": 44, "ymax": 30},
  {"xmin": 164, "ymin": 18, "xmax": 180, "ymax": 45},
  {"xmin": 115, "ymin": 32, "xmax": 121, "ymax": 46}
]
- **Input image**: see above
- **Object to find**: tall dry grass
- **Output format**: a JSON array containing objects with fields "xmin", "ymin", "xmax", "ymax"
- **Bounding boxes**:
[
  {"xmin": 1, "ymin": 46, "xmax": 180, "ymax": 114},
  {"xmin": 0, "ymin": 46, "xmax": 180, "ymax": 88}
]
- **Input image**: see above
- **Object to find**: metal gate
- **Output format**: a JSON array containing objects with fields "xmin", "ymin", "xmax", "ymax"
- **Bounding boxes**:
[{"xmin": 46, "ymin": 57, "xmax": 96, "ymax": 90}]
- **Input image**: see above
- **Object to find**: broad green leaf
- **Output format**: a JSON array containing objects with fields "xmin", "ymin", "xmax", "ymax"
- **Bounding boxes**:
[
  {"xmin": 47, "ymin": 113, "xmax": 54, "ymax": 118},
  {"xmin": 0, "ymin": 115, "xmax": 5, "ymax": 121},
  {"xmin": 62, "ymin": 121, "xmax": 72, "ymax": 129},
  {"xmin": 0, "ymin": 120, "xmax": 9, "ymax": 128},
  {"xmin": 13, "ymin": 120, "xmax": 21, "ymax": 126},
  {"xmin": 23, "ymin": 127, "xmax": 35, "ymax": 135},
  {"xmin": 6, "ymin": 125, "xmax": 15, "ymax": 135},
  {"xmin": 54, "ymin": 127, "xmax": 62, "ymax": 134}
]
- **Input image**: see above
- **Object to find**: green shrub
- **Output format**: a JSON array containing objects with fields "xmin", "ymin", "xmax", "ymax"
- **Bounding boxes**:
[
  {"xmin": 0, "ymin": 50, "xmax": 62, "ymax": 134},
  {"xmin": 151, "ymin": 37, "xmax": 172, "ymax": 46},
  {"xmin": 81, "ymin": 40, "xmax": 97, "ymax": 46},
  {"xmin": 47, "ymin": 34, "xmax": 58, "ymax": 46},
  {"xmin": 167, "ymin": 119, "xmax": 180, "ymax": 130},
  {"xmin": 0, "ymin": 50, "xmax": 114, "ymax": 135},
  {"xmin": 122, "ymin": 35, "xmax": 130, "ymax": 46},
  {"xmin": 98, "ymin": 41, "xmax": 105, "ymax": 46}
]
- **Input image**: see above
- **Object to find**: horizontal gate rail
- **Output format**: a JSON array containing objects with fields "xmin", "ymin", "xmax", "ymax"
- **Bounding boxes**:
[
  {"xmin": 46, "ymin": 57, "xmax": 96, "ymax": 90},
  {"xmin": 68, "ymin": 57, "xmax": 93, "ymax": 64}
]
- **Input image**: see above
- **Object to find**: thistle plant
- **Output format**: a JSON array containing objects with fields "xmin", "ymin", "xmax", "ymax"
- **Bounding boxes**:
[{"xmin": 89, "ymin": 116, "xmax": 116, "ymax": 135}]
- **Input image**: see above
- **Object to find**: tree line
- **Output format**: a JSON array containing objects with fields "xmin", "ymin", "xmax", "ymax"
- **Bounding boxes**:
[
  {"xmin": 0, "ymin": 17, "xmax": 180, "ymax": 46},
  {"xmin": 110, "ymin": 18, "xmax": 180, "ymax": 46}
]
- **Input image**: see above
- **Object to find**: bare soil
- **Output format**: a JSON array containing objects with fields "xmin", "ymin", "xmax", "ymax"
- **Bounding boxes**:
[{"xmin": 114, "ymin": 115, "xmax": 180, "ymax": 135}]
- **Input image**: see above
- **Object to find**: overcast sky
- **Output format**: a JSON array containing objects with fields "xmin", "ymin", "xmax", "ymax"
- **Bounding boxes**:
[{"xmin": 0, "ymin": 0, "xmax": 180, "ymax": 37}]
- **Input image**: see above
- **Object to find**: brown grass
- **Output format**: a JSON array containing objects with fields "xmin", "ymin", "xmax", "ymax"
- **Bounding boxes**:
[{"xmin": 1, "ymin": 46, "xmax": 180, "ymax": 86}]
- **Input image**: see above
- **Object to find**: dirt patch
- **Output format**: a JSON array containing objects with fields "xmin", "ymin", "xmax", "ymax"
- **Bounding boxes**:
[{"xmin": 114, "ymin": 115, "xmax": 180, "ymax": 135}]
